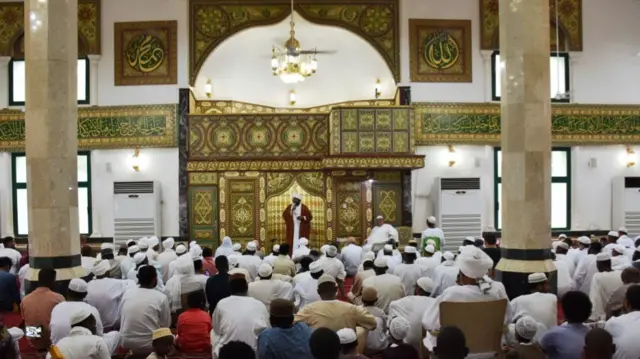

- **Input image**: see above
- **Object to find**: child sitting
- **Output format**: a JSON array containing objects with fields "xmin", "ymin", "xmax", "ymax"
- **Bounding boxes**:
[
  {"xmin": 147, "ymin": 328, "xmax": 174, "ymax": 359},
  {"xmin": 176, "ymin": 290, "xmax": 212, "ymax": 352}
]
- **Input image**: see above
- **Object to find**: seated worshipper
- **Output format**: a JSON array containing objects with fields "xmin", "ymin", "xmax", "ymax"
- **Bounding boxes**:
[
  {"xmin": 510, "ymin": 273, "xmax": 557, "ymax": 332},
  {"xmin": 176, "ymin": 291, "xmax": 211, "ymax": 353},
  {"xmin": 611, "ymin": 245, "xmax": 631, "ymax": 270},
  {"xmin": 86, "ymin": 260, "xmax": 134, "ymax": 332},
  {"xmin": 50, "ymin": 278, "xmax": 120, "ymax": 354},
  {"xmin": 146, "ymin": 236, "xmax": 161, "ymax": 262},
  {"xmin": 617, "ymin": 227, "xmax": 634, "ymax": 248},
  {"xmin": 504, "ymin": 316, "xmax": 544, "ymax": 359},
  {"xmin": 148, "ymin": 328, "xmax": 175, "ymax": 359},
  {"xmin": 583, "ymin": 328, "xmax": 616, "ymax": 359},
  {"xmin": 139, "ymin": 237, "xmax": 150, "ymax": 254},
  {"xmin": 309, "ymin": 327, "xmax": 342, "ymax": 359},
  {"xmin": 128, "ymin": 252, "xmax": 165, "ymax": 292},
  {"xmin": 294, "ymin": 260, "xmax": 322, "ymax": 309},
  {"xmin": 367, "ymin": 216, "xmax": 399, "ymax": 248},
  {"xmin": 293, "ymin": 256, "xmax": 313, "ymax": 286},
  {"xmin": 18, "ymin": 261, "xmax": 28, "ymax": 299},
  {"xmin": 432, "ymin": 326, "xmax": 469, "ymax": 359},
  {"xmin": 416, "ymin": 244, "xmax": 440, "ymax": 278},
  {"xmin": 232, "ymin": 243, "xmax": 242, "ymax": 255},
  {"xmin": 388, "ymin": 277, "xmax": 436, "ymax": 350},
  {"xmin": 377, "ymin": 244, "xmax": 402, "ymax": 273},
  {"xmin": 0, "ymin": 237, "xmax": 22, "ymax": 274},
  {"xmin": 157, "ymin": 237, "xmax": 178, "ymax": 282},
  {"xmin": 589, "ymin": 252, "xmax": 624, "ymax": 321},
  {"xmin": 219, "ymin": 341, "xmax": 256, "ymax": 359},
  {"xmin": 214, "ymin": 236, "xmax": 235, "ymax": 258},
  {"xmin": 211, "ymin": 274, "xmax": 270, "ymax": 356},
  {"xmin": 422, "ymin": 246, "xmax": 512, "ymax": 355},
  {"xmin": 482, "ymin": 234, "xmax": 501, "ymax": 269},
  {"xmin": 81, "ymin": 245, "xmax": 96, "ymax": 273},
  {"xmin": 120, "ymin": 265, "xmax": 171, "ymax": 353},
  {"xmin": 360, "ymin": 287, "xmax": 389, "ymax": 353},
  {"xmin": 573, "ymin": 241, "xmax": 602, "ymax": 294},
  {"xmin": 555, "ymin": 241, "xmax": 576, "ymax": 277},
  {"xmin": 603, "ymin": 285, "xmax": 640, "ymax": 359},
  {"xmin": 571, "ymin": 236, "xmax": 592, "ymax": 267},
  {"xmin": 552, "ymin": 252, "xmax": 573, "ymax": 298},
  {"xmin": 295, "ymin": 274, "xmax": 377, "ymax": 331},
  {"xmin": 190, "ymin": 245, "xmax": 209, "ymax": 285},
  {"xmin": 407, "ymin": 239, "xmax": 422, "ymax": 257},
  {"xmin": 342, "ymin": 237, "xmax": 363, "ymax": 277},
  {"xmin": 431, "ymin": 251, "xmax": 459, "ymax": 297},
  {"xmin": 166, "ymin": 255, "xmax": 204, "ymax": 313},
  {"xmin": 99, "ymin": 243, "xmax": 122, "ymax": 279},
  {"xmin": 358, "ymin": 251, "xmax": 376, "ymax": 273},
  {"xmin": 337, "ymin": 328, "xmax": 368, "ymax": 359},
  {"xmin": 206, "ymin": 255, "xmax": 231, "ymax": 314},
  {"xmin": 604, "ymin": 231, "xmax": 620, "ymax": 254},
  {"xmin": 238, "ymin": 241, "xmax": 263, "ymax": 280},
  {"xmin": 248, "ymin": 263, "xmax": 294, "ymax": 309},
  {"xmin": 121, "ymin": 245, "xmax": 139, "ymax": 280},
  {"xmin": 538, "ymin": 291, "xmax": 592, "ymax": 359},
  {"xmin": 348, "ymin": 254, "xmax": 376, "ymax": 304},
  {"xmin": 362, "ymin": 257, "xmax": 404, "ymax": 313},
  {"xmin": 273, "ymin": 243, "xmax": 297, "ymax": 277},
  {"xmin": 228, "ymin": 255, "xmax": 251, "ymax": 281},
  {"xmin": 0, "ymin": 325, "xmax": 22, "ymax": 359},
  {"xmin": 202, "ymin": 246, "xmax": 217, "ymax": 276},
  {"xmin": 606, "ymin": 267, "xmax": 640, "ymax": 318},
  {"xmin": 167, "ymin": 244, "xmax": 188, "ymax": 279},
  {"xmin": 48, "ymin": 309, "xmax": 110, "ymax": 359},
  {"xmin": 392, "ymin": 246, "xmax": 425, "ymax": 296},
  {"xmin": 257, "ymin": 299, "xmax": 314, "ymax": 359},
  {"xmin": 293, "ymin": 237, "xmax": 311, "ymax": 262},
  {"xmin": 0, "ymin": 256, "xmax": 20, "ymax": 313},
  {"xmin": 383, "ymin": 317, "xmax": 419, "ymax": 359},
  {"xmin": 21, "ymin": 268, "xmax": 64, "ymax": 345},
  {"xmin": 319, "ymin": 245, "xmax": 347, "ymax": 297},
  {"xmin": 264, "ymin": 244, "xmax": 280, "ymax": 266},
  {"xmin": 422, "ymin": 216, "xmax": 445, "ymax": 252}
]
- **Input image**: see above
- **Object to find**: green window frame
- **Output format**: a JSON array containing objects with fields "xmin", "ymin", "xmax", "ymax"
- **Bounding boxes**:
[
  {"xmin": 494, "ymin": 147, "xmax": 571, "ymax": 231},
  {"xmin": 11, "ymin": 152, "xmax": 92, "ymax": 236}
]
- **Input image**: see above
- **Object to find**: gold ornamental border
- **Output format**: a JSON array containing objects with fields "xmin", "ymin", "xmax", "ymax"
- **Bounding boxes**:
[{"xmin": 187, "ymin": 156, "xmax": 425, "ymax": 171}]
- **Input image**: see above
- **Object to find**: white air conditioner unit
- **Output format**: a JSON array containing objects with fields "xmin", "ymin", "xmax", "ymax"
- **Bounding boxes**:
[
  {"xmin": 433, "ymin": 177, "xmax": 483, "ymax": 252},
  {"xmin": 612, "ymin": 177, "xmax": 640, "ymax": 237},
  {"xmin": 113, "ymin": 181, "xmax": 162, "ymax": 245}
]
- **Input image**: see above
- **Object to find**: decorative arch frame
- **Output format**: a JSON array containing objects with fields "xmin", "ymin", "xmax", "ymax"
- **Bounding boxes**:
[{"xmin": 189, "ymin": 0, "xmax": 400, "ymax": 85}]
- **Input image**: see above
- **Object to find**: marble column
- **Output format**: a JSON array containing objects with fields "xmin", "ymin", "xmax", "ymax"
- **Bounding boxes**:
[
  {"xmin": 87, "ymin": 54, "xmax": 101, "ymax": 106},
  {"xmin": 494, "ymin": 0, "xmax": 556, "ymax": 298},
  {"xmin": 24, "ymin": 0, "xmax": 84, "ymax": 293}
]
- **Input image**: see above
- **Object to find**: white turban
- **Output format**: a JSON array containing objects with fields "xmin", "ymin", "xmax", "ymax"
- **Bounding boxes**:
[
  {"xmin": 147, "ymin": 236, "xmax": 160, "ymax": 248},
  {"xmin": 596, "ymin": 252, "xmax": 611, "ymax": 262},
  {"xmin": 425, "ymin": 244, "xmax": 435, "ymax": 254},
  {"xmin": 133, "ymin": 252, "xmax": 147, "ymax": 265},
  {"xmin": 100, "ymin": 243, "xmax": 114, "ymax": 251},
  {"xmin": 190, "ymin": 245, "xmax": 204, "ymax": 261},
  {"xmin": 273, "ymin": 245, "xmax": 280, "ymax": 252},
  {"xmin": 228, "ymin": 255, "xmax": 239, "ymax": 268},
  {"xmin": 70, "ymin": 307, "xmax": 93, "ymax": 326},
  {"xmin": 389, "ymin": 317, "xmax": 410, "ymax": 340},
  {"xmin": 557, "ymin": 241, "xmax": 569, "ymax": 250},
  {"xmin": 320, "ymin": 245, "xmax": 329, "ymax": 255},
  {"xmin": 162, "ymin": 237, "xmax": 175, "ymax": 250},
  {"xmin": 176, "ymin": 244, "xmax": 187, "ymax": 255},
  {"xmin": 258, "ymin": 263, "xmax": 273, "ymax": 277},
  {"xmin": 515, "ymin": 316, "xmax": 538, "ymax": 340},
  {"xmin": 578, "ymin": 236, "xmax": 591, "ymax": 245},
  {"xmin": 246, "ymin": 242, "xmax": 257, "ymax": 251},
  {"xmin": 326, "ymin": 245, "xmax": 338, "ymax": 258},
  {"xmin": 233, "ymin": 243, "xmax": 241, "ymax": 251},
  {"xmin": 299, "ymin": 238, "xmax": 309, "ymax": 246},
  {"xmin": 337, "ymin": 328, "xmax": 357, "ymax": 344},
  {"xmin": 292, "ymin": 193, "xmax": 302, "ymax": 200},
  {"xmin": 138, "ymin": 239, "xmax": 149, "ymax": 250},
  {"xmin": 128, "ymin": 245, "xmax": 140, "ymax": 255},
  {"xmin": 417, "ymin": 277, "xmax": 433, "ymax": 293},
  {"xmin": 364, "ymin": 251, "xmax": 376, "ymax": 261},
  {"xmin": 608, "ymin": 231, "xmax": 619, "ymax": 238},
  {"xmin": 427, "ymin": 216, "xmax": 436, "ymax": 224},
  {"xmin": 443, "ymin": 251, "xmax": 455, "ymax": 261},
  {"xmin": 457, "ymin": 246, "xmax": 493, "ymax": 279}
]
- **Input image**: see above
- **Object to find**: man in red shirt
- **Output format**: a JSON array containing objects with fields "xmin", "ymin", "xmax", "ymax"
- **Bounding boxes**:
[
  {"xmin": 20, "ymin": 268, "xmax": 64, "ymax": 350},
  {"xmin": 176, "ymin": 290, "xmax": 211, "ymax": 352}
]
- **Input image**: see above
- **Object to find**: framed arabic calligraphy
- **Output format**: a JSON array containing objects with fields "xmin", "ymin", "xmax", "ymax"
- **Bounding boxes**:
[
  {"xmin": 114, "ymin": 21, "xmax": 178, "ymax": 86},
  {"xmin": 409, "ymin": 19, "xmax": 472, "ymax": 83}
]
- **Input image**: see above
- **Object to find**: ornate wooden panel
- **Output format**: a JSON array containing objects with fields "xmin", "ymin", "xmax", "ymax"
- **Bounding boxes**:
[
  {"xmin": 219, "ymin": 177, "xmax": 260, "ymax": 243},
  {"xmin": 188, "ymin": 186, "xmax": 218, "ymax": 245},
  {"xmin": 334, "ymin": 180, "xmax": 365, "ymax": 239},
  {"xmin": 373, "ymin": 183, "xmax": 402, "ymax": 227}
]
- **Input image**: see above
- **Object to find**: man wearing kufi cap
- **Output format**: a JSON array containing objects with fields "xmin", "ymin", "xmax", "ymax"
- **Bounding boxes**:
[
  {"xmin": 384, "ymin": 316, "xmax": 419, "ymax": 359},
  {"xmin": 510, "ymin": 273, "xmax": 557, "ymax": 332},
  {"xmin": 257, "ymin": 299, "xmax": 314, "ymax": 359},
  {"xmin": 167, "ymin": 243, "xmax": 189, "ymax": 279},
  {"xmin": 610, "ymin": 244, "xmax": 631, "ymax": 271},
  {"xmin": 388, "ymin": 276, "xmax": 436, "ymax": 350},
  {"xmin": 552, "ymin": 252, "xmax": 573, "ymax": 299},
  {"xmin": 570, "ymin": 236, "xmax": 592, "ymax": 267},
  {"xmin": 554, "ymin": 241, "xmax": 576, "ymax": 277},
  {"xmin": 318, "ymin": 245, "xmax": 347, "ymax": 297},
  {"xmin": 573, "ymin": 241, "xmax": 603, "ymax": 295},
  {"xmin": 589, "ymin": 251, "xmax": 624, "ymax": 321},
  {"xmin": 416, "ymin": 244, "xmax": 441, "ymax": 279},
  {"xmin": 52, "ymin": 304, "xmax": 112, "ymax": 359},
  {"xmin": 421, "ymin": 215, "xmax": 445, "ymax": 253},
  {"xmin": 283, "ymin": 193, "xmax": 313, "ymax": 253},
  {"xmin": 366, "ymin": 215, "xmax": 399, "ymax": 249},
  {"xmin": 362, "ymin": 257, "xmax": 404, "ymax": 313},
  {"xmin": 375, "ymin": 243, "xmax": 403, "ymax": 273},
  {"xmin": 430, "ymin": 251, "xmax": 459, "ymax": 297},
  {"xmin": 157, "ymin": 237, "xmax": 177, "ymax": 282},
  {"xmin": 341, "ymin": 237, "xmax": 363, "ymax": 277},
  {"xmin": 273, "ymin": 243, "xmax": 297, "ymax": 277},
  {"xmin": 348, "ymin": 252, "xmax": 376, "ymax": 305},
  {"xmin": 392, "ymin": 246, "xmax": 424, "ymax": 297},
  {"xmin": 146, "ymin": 237, "xmax": 161, "ymax": 263},
  {"xmin": 336, "ymin": 328, "xmax": 364, "ymax": 359},
  {"xmin": 357, "ymin": 286, "xmax": 389, "ymax": 353},
  {"xmin": 617, "ymin": 227, "xmax": 635, "ymax": 248},
  {"xmin": 248, "ymin": 263, "xmax": 294, "ymax": 310},
  {"xmin": 505, "ymin": 316, "xmax": 544, "ymax": 358},
  {"xmin": 293, "ymin": 260, "xmax": 323, "ymax": 309},
  {"xmin": 292, "ymin": 237, "xmax": 311, "ymax": 261},
  {"xmin": 238, "ymin": 240, "xmax": 263, "ymax": 281},
  {"xmin": 86, "ymin": 260, "xmax": 135, "ymax": 333},
  {"xmin": 263, "ymin": 244, "xmax": 280, "ymax": 266},
  {"xmin": 422, "ymin": 246, "xmax": 511, "ymax": 353},
  {"xmin": 126, "ymin": 252, "xmax": 166, "ymax": 293}
]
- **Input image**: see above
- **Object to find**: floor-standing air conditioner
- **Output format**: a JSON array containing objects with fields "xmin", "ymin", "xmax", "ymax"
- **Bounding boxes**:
[
  {"xmin": 612, "ymin": 177, "xmax": 640, "ymax": 236},
  {"xmin": 433, "ymin": 177, "xmax": 483, "ymax": 252},
  {"xmin": 113, "ymin": 181, "xmax": 162, "ymax": 245}
]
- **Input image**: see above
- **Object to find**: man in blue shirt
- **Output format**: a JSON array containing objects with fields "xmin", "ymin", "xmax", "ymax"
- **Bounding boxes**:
[
  {"xmin": 258, "ymin": 298, "xmax": 313, "ymax": 359},
  {"xmin": 0, "ymin": 257, "xmax": 20, "ymax": 312},
  {"xmin": 539, "ymin": 291, "xmax": 592, "ymax": 359}
]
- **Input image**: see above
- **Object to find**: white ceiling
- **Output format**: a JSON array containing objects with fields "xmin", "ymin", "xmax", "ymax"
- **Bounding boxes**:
[{"xmin": 195, "ymin": 12, "xmax": 395, "ymax": 108}]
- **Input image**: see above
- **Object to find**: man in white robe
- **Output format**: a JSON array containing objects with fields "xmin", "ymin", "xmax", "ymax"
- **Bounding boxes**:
[
  {"xmin": 509, "ymin": 273, "xmax": 557, "ymax": 332},
  {"xmin": 612, "ymin": 245, "xmax": 631, "ymax": 270},
  {"xmin": 293, "ymin": 261, "xmax": 322, "ymax": 309},
  {"xmin": 421, "ymin": 216, "xmax": 446, "ymax": 252},
  {"xmin": 617, "ymin": 227, "xmax": 635, "ymax": 248},
  {"xmin": 392, "ymin": 246, "xmax": 426, "ymax": 296},
  {"xmin": 431, "ymin": 251, "xmax": 459, "ymax": 296},
  {"xmin": 248, "ymin": 263, "xmax": 294, "ymax": 309},
  {"xmin": 120, "ymin": 245, "xmax": 138, "ymax": 280},
  {"xmin": 553, "ymin": 252, "xmax": 573, "ymax": 298},
  {"xmin": 362, "ymin": 257, "xmax": 404, "ymax": 313},
  {"xmin": 366, "ymin": 216, "xmax": 399, "ymax": 247},
  {"xmin": 292, "ymin": 237, "xmax": 311, "ymax": 261},
  {"xmin": 573, "ymin": 241, "xmax": 601, "ymax": 294},
  {"xmin": 589, "ymin": 252, "xmax": 624, "ymax": 321},
  {"xmin": 238, "ymin": 241, "xmax": 263, "ymax": 281},
  {"xmin": 604, "ymin": 284, "xmax": 640, "ymax": 359},
  {"xmin": 422, "ymin": 246, "xmax": 512, "ymax": 356},
  {"xmin": 127, "ymin": 252, "xmax": 165, "ymax": 292},
  {"xmin": 146, "ymin": 236, "xmax": 160, "ymax": 262},
  {"xmin": 554, "ymin": 241, "xmax": 576, "ymax": 277},
  {"xmin": 157, "ymin": 237, "xmax": 177, "ymax": 282},
  {"xmin": 341, "ymin": 237, "xmax": 363, "ymax": 277},
  {"xmin": 165, "ymin": 255, "xmax": 201, "ymax": 312},
  {"xmin": 569, "ymin": 236, "xmax": 591, "ymax": 267},
  {"xmin": 50, "ymin": 308, "xmax": 111, "ymax": 359},
  {"xmin": 0, "ymin": 237, "xmax": 23, "ymax": 274},
  {"xmin": 85, "ymin": 260, "xmax": 135, "ymax": 331},
  {"xmin": 604, "ymin": 231, "xmax": 620, "ymax": 254},
  {"xmin": 263, "ymin": 245, "xmax": 280, "ymax": 266},
  {"xmin": 232, "ymin": 243, "xmax": 242, "ymax": 255},
  {"xmin": 388, "ymin": 277, "xmax": 436, "ymax": 350},
  {"xmin": 416, "ymin": 244, "xmax": 440, "ymax": 279},
  {"xmin": 377, "ymin": 244, "xmax": 402, "ymax": 273},
  {"xmin": 214, "ymin": 236, "xmax": 235, "ymax": 258},
  {"xmin": 228, "ymin": 255, "xmax": 252, "ymax": 281},
  {"xmin": 167, "ymin": 244, "xmax": 188, "ymax": 279}
]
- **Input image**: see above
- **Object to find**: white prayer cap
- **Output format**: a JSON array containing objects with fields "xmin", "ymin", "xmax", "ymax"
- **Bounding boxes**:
[
  {"xmin": 417, "ymin": 277, "xmax": 433, "ymax": 293},
  {"xmin": 272, "ymin": 244, "xmax": 280, "ymax": 252},
  {"xmin": 292, "ymin": 193, "xmax": 302, "ymax": 200},
  {"xmin": 258, "ymin": 263, "xmax": 273, "ymax": 277},
  {"xmin": 426, "ymin": 239, "xmax": 436, "ymax": 247},
  {"xmin": 133, "ymin": 252, "xmax": 147, "ymax": 264},
  {"xmin": 190, "ymin": 240, "xmax": 197, "ymax": 248},
  {"xmin": 557, "ymin": 241, "xmax": 569, "ymax": 250},
  {"xmin": 528, "ymin": 273, "xmax": 547, "ymax": 284},
  {"xmin": 326, "ymin": 245, "xmax": 338, "ymax": 257},
  {"xmin": 619, "ymin": 227, "xmax": 628, "ymax": 232},
  {"xmin": 578, "ymin": 236, "xmax": 591, "ymax": 245},
  {"xmin": 608, "ymin": 231, "xmax": 619, "ymax": 238},
  {"xmin": 228, "ymin": 255, "xmax": 239, "ymax": 268},
  {"xmin": 68, "ymin": 278, "xmax": 88, "ymax": 293},
  {"xmin": 317, "ymin": 274, "xmax": 336, "ymax": 286},
  {"xmin": 299, "ymin": 238, "xmax": 309, "ymax": 246},
  {"xmin": 309, "ymin": 261, "xmax": 322, "ymax": 273},
  {"xmin": 138, "ymin": 240, "xmax": 149, "ymax": 250},
  {"xmin": 162, "ymin": 237, "xmax": 175, "ymax": 250},
  {"xmin": 320, "ymin": 245, "xmax": 329, "ymax": 255},
  {"xmin": 457, "ymin": 246, "xmax": 493, "ymax": 279},
  {"xmin": 337, "ymin": 328, "xmax": 357, "ymax": 344},
  {"xmin": 128, "ymin": 245, "xmax": 140, "ymax": 255},
  {"xmin": 389, "ymin": 317, "xmax": 410, "ymax": 340},
  {"xmin": 147, "ymin": 236, "xmax": 160, "ymax": 248},
  {"xmin": 443, "ymin": 251, "xmax": 455, "ymax": 261},
  {"xmin": 404, "ymin": 246, "xmax": 417, "ymax": 254},
  {"xmin": 176, "ymin": 244, "xmax": 187, "ymax": 255},
  {"xmin": 427, "ymin": 216, "xmax": 437, "ymax": 224},
  {"xmin": 374, "ymin": 257, "xmax": 388, "ymax": 268},
  {"xmin": 233, "ymin": 243, "xmax": 241, "ymax": 251},
  {"xmin": 92, "ymin": 260, "xmax": 111, "ymax": 276},
  {"xmin": 100, "ymin": 242, "xmax": 114, "ymax": 251},
  {"xmin": 376, "ymin": 215, "xmax": 384, "ymax": 220},
  {"xmin": 383, "ymin": 244, "xmax": 393, "ymax": 251},
  {"xmin": 613, "ymin": 245, "xmax": 626, "ymax": 255},
  {"xmin": 247, "ymin": 241, "xmax": 257, "ymax": 251},
  {"xmin": 70, "ymin": 307, "xmax": 93, "ymax": 326},
  {"xmin": 515, "ymin": 316, "xmax": 538, "ymax": 340},
  {"xmin": 364, "ymin": 251, "xmax": 376, "ymax": 261},
  {"xmin": 596, "ymin": 252, "xmax": 611, "ymax": 262},
  {"xmin": 558, "ymin": 234, "xmax": 567, "ymax": 239},
  {"xmin": 190, "ymin": 245, "xmax": 203, "ymax": 261},
  {"xmin": 126, "ymin": 239, "xmax": 137, "ymax": 247},
  {"xmin": 464, "ymin": 236, "xmax": 475, "ymax": 243},
  {"xmin": 425, "ymin": 244, "xmax": 435, "ymax": 254}
]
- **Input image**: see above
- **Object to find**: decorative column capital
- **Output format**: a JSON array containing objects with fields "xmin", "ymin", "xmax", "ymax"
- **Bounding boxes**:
[
  {"xmin": 480, "ymin": 50, "xmax": 494, "ymax": 62},
  {"xmin": 86, "ymin": 54, "xmax": 102, "ymax": 64}
]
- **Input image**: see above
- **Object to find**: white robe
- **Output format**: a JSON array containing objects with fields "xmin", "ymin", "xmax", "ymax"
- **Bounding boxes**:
[
  {"xmin": 319, "ymin": 257, "xmax": 347, "ymax": 281},
  {"xmin": 510, "ymin": 292, "xmax": 557, "ymax": 331},
  {"xmin": 618, "ymin": 235, "xmax": 635, "ymax": 249},
  {"xmin": 119, "ymin": 287, "xmax": 171, "ymax": 352},
  {"xmin": 431, "ymin": 261, "xmax": 459, "ymax": 297},
  {"xmin": 291, "ymin": 204, "xmax": 302, "ymax": 248},
  {"xmin": 81, "ymin": 256, "xmax": 95, "ymax": 273},
  {"xmin": 388, "ymin": 296, "xmax": 436, "ymax": 349},
  {"xmin": 362, "ymin": 273, "xmax": 405, "ymax": 313},
  {"xmin": 555, "ymin": 253, "xmax": 576, "ymax": 278},
  {"xmin": 569, "ymin": 248, "xmax": 588, "ymax": 267},
  {"xmin": 293, "ymin": 277, "xmax": 320, "ymax": 309},
  {"xmin": 18, "ymin": 264, "xmax": 28, "ymax": 298},
  {"xmin": 554, "ymin": 259, "xmax": 573, "ymax": 298},
  {"xmin": 46, "ymin": 327, "xmax": 110, "ymax": 359},
  {"xmin": 238, "ymin": 254, "xmax": 263, "ymax": 281},
  {"xmin": 248, "ymin": 279, "xmax": 294, "ymax": 309},
  {"xmin": 416, "ymin": 255, "xmax": 441, "ymax": 279},
  {"xmin": 292, "ymin": 245, "xmax": 310, "ymax": 261},
  {"xmin": 341, "ymin": 244, "xmax": 363, "ymax": 276},
  {"xmin": 292, "ymin": 271, "xmax": 311, "ymax": 286},
  {"xmin": 0, "ymin": 247, "xmax": 22, "ymax": 274},
  {"xmin": 604, "ymin": 311, "xmax": 640, "ymax": 359},
  {"xmin": 157, "ymin": 250, "xmax": 178, "ymax": 282},
  {"xmin": 119, "ymin": 257, "xmax": 135, "ymax": 280},
  {"xmin": 211, "ymin": 295, "xmax": 269, "ymax": 356},
  {"xmin": 214, "ymin": 237, "xmax": 235, "ymax": 258},
  {"xmin": 612, "ymin": 255, "xmax": 631, "ymax": 271},
  {"xmin": 367, "ymin": 223, "xmax": 399, "ymax": 245},
  {"xmin": 589, "ymin": 270, "xmax": 623, "ymax": 321},
  {"xmin": 392, "ymin": 263, "xmax": 426, "ymax": 296},
  {"xmin": 421, "ymin": 227, "xmax": 446, "ymax": 251},
  {"xmin": 85, "ymin": 277, "xmax": 135, "ymax": 330},
  {"xmin": 572, "ymin": 254, "xmax": 598, "ymax": 294}
]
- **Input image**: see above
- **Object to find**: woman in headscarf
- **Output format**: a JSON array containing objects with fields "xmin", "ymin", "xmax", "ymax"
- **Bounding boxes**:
[
  {"xmin": 166, "ymin": 255, "xmax": 196, "ymax": 312},
  {"xmin": 215, "ymin": 237, "xmax": 235, "ymax": 258}
]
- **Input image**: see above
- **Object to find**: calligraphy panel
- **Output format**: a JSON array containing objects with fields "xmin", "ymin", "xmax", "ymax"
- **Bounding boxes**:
[
  {"xmin": 334, "ymin": 180, "xmax": 364, "ymax": 239},
  {"xmin": 373, "ymin": 183, "xmax": 402, "ymax": 226},
  {"xmin": 225, "ymin": 179, "xmax": 259, "ymax": 242},
  {"xmin": 409, "ymin": 19, "xmax": 472, "ymax": 83},
  {"xmin": 0, "ymin": 104, "xmax": 177, "ymax": 151},
  {"xmin": 189, "ymin": 186, "xmax": 218, "ymax": 245},
  {"xmin": 114, "ymin": 21, "xmax": 178, "ymax": 86}
]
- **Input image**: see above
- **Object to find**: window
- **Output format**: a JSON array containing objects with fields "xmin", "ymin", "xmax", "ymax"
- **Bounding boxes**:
[
  {"xmin": 491, "ymin": 51, "xmax": 570, "ymax": 103},
  {"xmin": 494, "ymin": 148, "xmax": 571, "ymax": 230},
  {"xmin": 11, "ymin": 152, "xmax": 92, "ymax": 236},
  {"xmin": 9, "ymin": 58, "xmax": 90, "ymax": 106}
]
